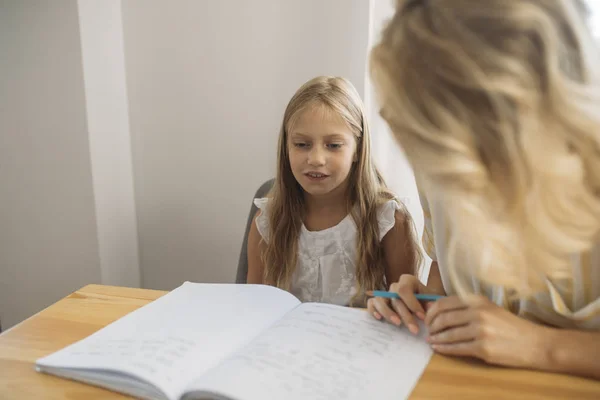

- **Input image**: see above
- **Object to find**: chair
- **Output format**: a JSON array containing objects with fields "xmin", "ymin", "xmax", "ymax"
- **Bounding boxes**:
[{"xmin": 235, "ymin": 179, "xmax": 274, "ymax": 283}]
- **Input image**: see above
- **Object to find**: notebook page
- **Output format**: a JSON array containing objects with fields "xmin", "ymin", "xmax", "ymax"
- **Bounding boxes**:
[
  {"xmin": 36, "ymin": 283, "xmax": 300, "ymax": 400},
  {"xmin": 184, "ymin": 302, "xmax": 433, "ymax": 400}
]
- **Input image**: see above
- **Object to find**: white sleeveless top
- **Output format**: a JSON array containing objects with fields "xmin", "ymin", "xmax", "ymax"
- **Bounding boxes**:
[{"xmin": 254, "ymin": 198, "xmax": 400, "ymax": 306}]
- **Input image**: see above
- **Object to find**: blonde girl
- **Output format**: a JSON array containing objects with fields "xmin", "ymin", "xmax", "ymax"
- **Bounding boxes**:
[{"xmin": 248, "ymin": 76, "xmax": 422, "ymax": 313}]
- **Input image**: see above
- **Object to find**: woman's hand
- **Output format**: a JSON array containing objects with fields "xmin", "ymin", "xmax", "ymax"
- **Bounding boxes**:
[
  {"xmin": 426, "ymin": 295, "xmax": 551, "ymax": 368},
  {"xmin": 367, "ymin": 274, "xmax": 438, "ymax": 334}
]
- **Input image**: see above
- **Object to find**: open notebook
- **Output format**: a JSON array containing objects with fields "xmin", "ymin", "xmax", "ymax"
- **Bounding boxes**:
[{"xmin": 36, "ymin": 282, "xmax": 433, "ymax": 400}]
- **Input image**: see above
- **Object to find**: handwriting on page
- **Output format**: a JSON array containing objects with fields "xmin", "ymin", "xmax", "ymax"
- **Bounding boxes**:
[
  {"xmin": 191, "ymin": 303, "xmax": 432, "ymax": 400},
  {"xmin": 44, "ymin": 283, "xmax": 303, "ymax": 397},
  {"xmin": 295, "ymin": 306, "xmax": 413, "ymax": 357},
  {"xmin": 64, "ymin": 335, "xmax": 197, "ymax": 384}
]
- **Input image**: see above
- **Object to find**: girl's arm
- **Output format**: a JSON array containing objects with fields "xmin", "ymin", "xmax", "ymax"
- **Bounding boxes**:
[
  {"xmin": 382, "ymin": 210, "xmax": 419, "ymax": 285},
  {"xmin": 246, "ymin": 212, "xmax": 265, "ymax": 284},
  {"xmin": 425, "ymin": 261, "xmax": 446, "ymax": 295}
]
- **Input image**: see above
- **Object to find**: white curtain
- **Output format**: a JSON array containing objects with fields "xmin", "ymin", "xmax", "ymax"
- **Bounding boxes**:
[{"xmin": 364, "ymin": 0, "xmax": 432, "ymax": 279}]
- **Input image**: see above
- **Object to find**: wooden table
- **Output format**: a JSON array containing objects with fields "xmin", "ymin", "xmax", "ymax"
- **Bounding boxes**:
[{"xmin": 1, "ymin": 285, "xmax": 599, "ymax": 399}]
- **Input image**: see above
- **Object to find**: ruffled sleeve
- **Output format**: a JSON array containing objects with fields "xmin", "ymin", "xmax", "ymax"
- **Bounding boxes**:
[
  {"xmin": 253, "ymin": 198, "xmax": 270, "ymax": 243},
  {"xmin": 377, "ymin": 199, "xmax": 401, "ymax": 241}
]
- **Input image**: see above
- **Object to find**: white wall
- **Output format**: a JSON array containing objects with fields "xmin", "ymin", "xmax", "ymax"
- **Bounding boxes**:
[
  {"xmin": 77, "ymin": 0, "xmax": 140, "ymax": 287},
  {"xmin": 1, "ymin": 0, "xmax": 415, "ymax": 329},
  {"xmin": 121, "ymin": 0, "xmax": 371, "ymax": 289},
  {"xmin": 0, "ymin": 0, "xmax": 142, "ymax": 330},
  {"xmin": 0, "ymin": 0, "xmax": 102, "ymax": 329}
]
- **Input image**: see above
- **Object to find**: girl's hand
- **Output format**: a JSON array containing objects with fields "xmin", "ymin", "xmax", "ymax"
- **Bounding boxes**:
[
  {"xmin": 426, "ymin": 295, "xmax": 551, "ymax": 368},
  {"xmin": 367, "ymin": 274, "xmax": 433, "ymax": 334}
]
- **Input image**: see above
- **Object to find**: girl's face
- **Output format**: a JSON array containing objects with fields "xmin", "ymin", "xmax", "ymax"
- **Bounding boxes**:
[{"xmin": 287, "ymin": 105, "xmax": 357, "ymax": 199}]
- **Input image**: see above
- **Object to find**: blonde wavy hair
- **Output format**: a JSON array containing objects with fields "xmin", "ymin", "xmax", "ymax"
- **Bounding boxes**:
[
  {"xmin": 263, "ymin": 76, "xmax": 422, "ymax": 300},
  {"xmin": 370, "ymin": 0, "xmax": 600, "ymax": 297}
]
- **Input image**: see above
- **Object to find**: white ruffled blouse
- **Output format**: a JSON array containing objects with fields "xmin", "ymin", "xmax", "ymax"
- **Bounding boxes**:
[{"xmin": 254, "ymin": 198, "xmax": 400, "ymax": 306}]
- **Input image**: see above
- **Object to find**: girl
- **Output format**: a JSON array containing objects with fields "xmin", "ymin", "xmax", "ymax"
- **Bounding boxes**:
[
  {"xmin": 247, "ymin": 76, "xmax": 422, "ymax": 311},
  {"xmin": 367, "ymin": 0, "xmax": 600, "ymax": 379}
]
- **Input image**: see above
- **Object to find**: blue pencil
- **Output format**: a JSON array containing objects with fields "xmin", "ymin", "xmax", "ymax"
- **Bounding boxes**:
[{"xmin": 366, "ymin": 290, "xmax": 444, "ymax": 302}]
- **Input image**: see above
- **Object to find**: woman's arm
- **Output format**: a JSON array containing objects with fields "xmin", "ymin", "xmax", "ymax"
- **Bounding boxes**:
[
  {"xmin": 426, "ymin": 295, "xmax": 600, "ymax": 380},
  {"xmin": 246, "ymin": 212, "xmax": 265, "ymax": 284},
  {"xmin": 542, "ymin": 328, "xmax": 600, "ymax": 380}
]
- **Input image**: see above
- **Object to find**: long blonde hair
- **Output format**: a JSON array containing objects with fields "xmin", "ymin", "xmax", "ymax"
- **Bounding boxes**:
[
  {"xmin": 370, "ymin": 0, "xmax": 600, "ymax": 297},
  {"xmin": 263, "ymin": 76, "xmax": 422, "ymax": 298}
]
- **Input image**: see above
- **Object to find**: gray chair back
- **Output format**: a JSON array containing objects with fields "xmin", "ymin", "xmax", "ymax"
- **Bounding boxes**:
[{"xmin": 236, "ymin": 179, "xmax": 275, "ymax": 283}]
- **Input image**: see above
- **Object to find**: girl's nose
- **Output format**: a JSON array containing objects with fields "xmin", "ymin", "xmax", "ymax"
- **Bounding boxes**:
[{"xmin": 307, "ymin": 146, "xmax": 326, "ymax": 166}]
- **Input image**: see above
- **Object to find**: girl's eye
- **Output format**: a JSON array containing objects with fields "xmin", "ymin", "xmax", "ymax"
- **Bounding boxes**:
[
  {"xmin": 294, "ymin": 142, "xmax": 309, "ymax": 148},
  {"xmin": 327, "ymin": 143, "xmax": 343, "ymax": 149}
]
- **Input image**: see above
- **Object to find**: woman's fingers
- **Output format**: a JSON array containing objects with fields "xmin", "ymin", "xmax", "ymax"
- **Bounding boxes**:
[
  {"xmin": 425, "ymin": 296, "xmax": 468, "ymax": 326},
  {"xmin": 427, "ymin": 308, "xmax": 472, "ymax": 335},
  {"xmin": 428, "ymin": 320, "xmax": 474, "ymax": 344}
]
